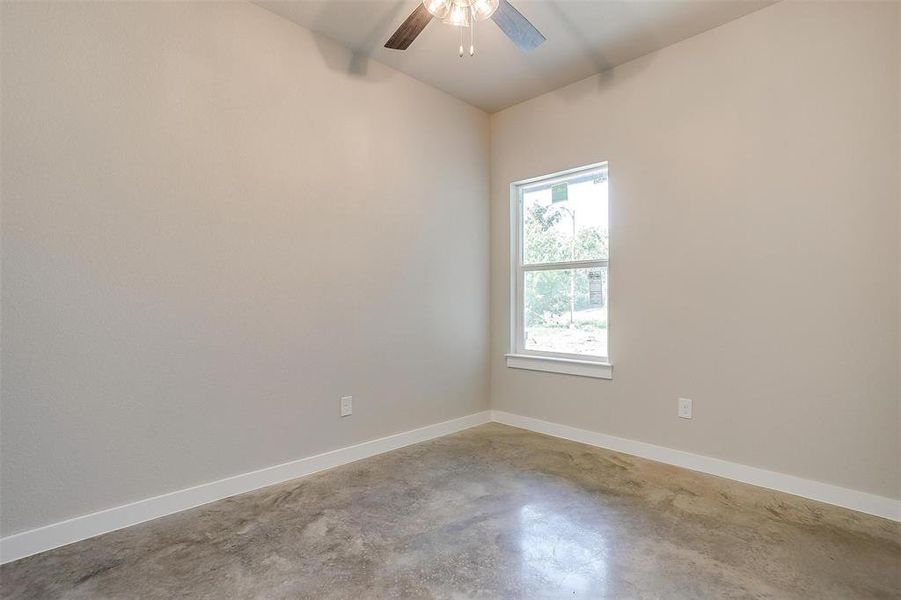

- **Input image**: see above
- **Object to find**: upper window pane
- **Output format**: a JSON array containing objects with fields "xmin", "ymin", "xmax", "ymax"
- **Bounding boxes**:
[{"xmin": 522, "ymin": 173, "xmax": 608, "ymax": 265}]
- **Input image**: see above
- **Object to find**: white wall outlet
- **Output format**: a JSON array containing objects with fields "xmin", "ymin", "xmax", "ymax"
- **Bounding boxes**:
[
  {"xmin": 678, "ymin": 397, "xmax": 693, "ymax": 419},
  {"xmin": 340, "ymin": 396, "xmax": 353, "ymax": 417}
]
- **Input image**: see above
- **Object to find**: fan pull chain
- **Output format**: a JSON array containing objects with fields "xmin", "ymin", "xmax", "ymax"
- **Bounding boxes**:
[
  {"xmin": 459, "ymin": 24, "xmax": 464, "ymax": 57},
  {"xmin": 470, "ymin": 13, "xmax": 475, "ymax": 56}
]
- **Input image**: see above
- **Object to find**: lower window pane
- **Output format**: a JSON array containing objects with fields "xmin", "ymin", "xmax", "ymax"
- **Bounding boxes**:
[{"xmin": 524, "ymin": 267, "xmax": 608, "ymax": 358}]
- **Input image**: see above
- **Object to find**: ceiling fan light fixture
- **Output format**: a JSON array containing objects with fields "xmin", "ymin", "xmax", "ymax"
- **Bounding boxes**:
[
  {"xmin": 442, "ymin": 3, "xmax": 471, "ymax": 27},
  {"xmin": 423, "ymin": 0, "xmax": 451, "ymax": 19},
  {"xmin": 471, "ymin": 0, "xmax": 499, "ymax": 21}
]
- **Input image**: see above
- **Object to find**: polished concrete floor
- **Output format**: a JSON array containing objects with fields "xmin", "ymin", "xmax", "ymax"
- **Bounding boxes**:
[{"xmin": 2, "ymin": 423, "xmax": 899, "ymax": 599}]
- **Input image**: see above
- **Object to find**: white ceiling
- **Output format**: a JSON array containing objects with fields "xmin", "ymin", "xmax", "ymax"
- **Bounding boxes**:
[{"xmin": 256, "ymin": 0, "xmax": 775, "ymax": 113}]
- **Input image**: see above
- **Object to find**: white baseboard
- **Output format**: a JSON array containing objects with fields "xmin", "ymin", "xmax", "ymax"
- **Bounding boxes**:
[
  {"xmin": 0, "ymin": 410, "xmax": 492, "ymax": 565},
  {"xmin": 491, "ymin": 410, "xmax": 901, "ymax": 522},
  {"xmin": 4, "ymin": 408, "xmax": 897, "ymax": 565}
]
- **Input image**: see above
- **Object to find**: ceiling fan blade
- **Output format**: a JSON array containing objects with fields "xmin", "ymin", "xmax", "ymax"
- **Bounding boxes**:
[
  {"xmin": 385, "ymin": 4, "xmax": 433, "ymax": 50},
  {"xmin": 492, "ymin": 0, "xmax": 545, "ymax": 52}
]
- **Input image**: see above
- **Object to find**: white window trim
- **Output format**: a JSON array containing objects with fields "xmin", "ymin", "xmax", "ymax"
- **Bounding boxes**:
[{"xmin": 507, "ymin": 162, "xmax": 612, "ymax": 380}]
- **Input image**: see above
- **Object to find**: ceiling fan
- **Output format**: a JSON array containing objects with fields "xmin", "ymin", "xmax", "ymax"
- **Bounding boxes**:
[{"xmin": 385, "ymin": 0, "xmax": 545, "ymax": 57}]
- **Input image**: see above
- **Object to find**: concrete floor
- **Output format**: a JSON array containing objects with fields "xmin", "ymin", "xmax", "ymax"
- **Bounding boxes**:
[{"xmin": 1, "ymin": 423, "xmax": 899, "ymax": 599}]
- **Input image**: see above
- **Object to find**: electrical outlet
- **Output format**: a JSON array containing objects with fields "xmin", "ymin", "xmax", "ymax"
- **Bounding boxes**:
[
  {"xmin": 340, "ymin": 396, "xmax": 353, "ymax": 417},
  {"xmin": 678, "ymin": 397, "xmax": 692, "ymax": 419}
]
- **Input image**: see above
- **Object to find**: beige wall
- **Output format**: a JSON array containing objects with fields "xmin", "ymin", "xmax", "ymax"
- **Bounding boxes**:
[
  {"xmin": 0, "ymin": 1, "xmax": 489, "ymax": 535},
  {"xmin": 490, "ymin": 1, "xmax": 900, "ymax": 499}
]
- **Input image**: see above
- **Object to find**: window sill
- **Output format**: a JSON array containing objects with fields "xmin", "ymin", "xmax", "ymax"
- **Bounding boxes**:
[{"xmin": 505, "ymin": 354, "xmax": 613, "ymax": 380}]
